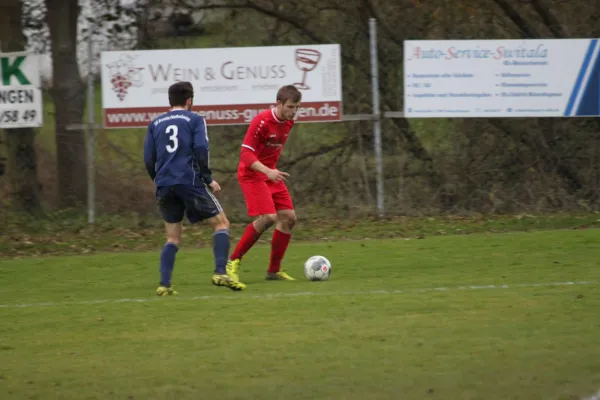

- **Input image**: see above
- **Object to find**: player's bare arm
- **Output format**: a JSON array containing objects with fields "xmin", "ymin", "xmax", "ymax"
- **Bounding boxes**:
[
  {"xmin": 249, "ymin": 160, "xmax": 289, "ymax": 182},
  {"xmin": 240, "ymin": 140, "xmax": 289, "ymax": 182},
  {"xmin": 209, "ymin": 180, "xmax": 221, "ymax": 192}
]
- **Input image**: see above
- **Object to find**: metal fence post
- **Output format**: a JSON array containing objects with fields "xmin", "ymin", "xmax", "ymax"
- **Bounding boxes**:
[
  {"xmin": 87, "ymin": 36, "xmax": 96, "ymax": 224},
  {"xmin": 369, "ymin": 18, "xmax": 384, "ymax": 217}
]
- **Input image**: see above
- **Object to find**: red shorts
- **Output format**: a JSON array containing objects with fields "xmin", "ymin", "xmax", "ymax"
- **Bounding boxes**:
[{"xmin": 239, "ymin": 179, "xmax": 294, "ymax": 217}]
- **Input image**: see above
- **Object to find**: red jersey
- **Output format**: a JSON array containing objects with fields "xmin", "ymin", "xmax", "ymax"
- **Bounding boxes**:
[{"xmin": 238, "ymin": 109, "xmax": 294, "ymax": 181}]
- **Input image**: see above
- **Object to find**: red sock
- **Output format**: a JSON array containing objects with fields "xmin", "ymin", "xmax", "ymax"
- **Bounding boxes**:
[
  {"xmin": 268, "ymin": 229, "xmax": 292, "ymax": 273},
  {"xmin": 230, "ymin": 223, "xmax": 261, "ymax": 261}
]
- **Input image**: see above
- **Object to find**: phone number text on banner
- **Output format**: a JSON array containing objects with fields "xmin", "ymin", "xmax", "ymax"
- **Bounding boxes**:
[{"xmin": 0, "ymin": 51, "xmax": 43, "ymax": 129}]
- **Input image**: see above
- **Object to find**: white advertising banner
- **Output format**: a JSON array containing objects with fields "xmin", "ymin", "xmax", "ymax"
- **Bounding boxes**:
[
  {"xmin": 101, "ymin": 44, "xmax": 342, "ymax": 127},
  {"xmin": 0, "ymin": 51, "xmax": 43, "ymax": 128},
  {"xmin": 404, "ymin": 39, "xmax": 600, "ymax": 118}
]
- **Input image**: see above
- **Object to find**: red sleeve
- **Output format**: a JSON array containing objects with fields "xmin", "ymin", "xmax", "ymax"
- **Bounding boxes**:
[
  {"xmin": 240, "ymin": 147, "xmax": 258, "ymax": 165},
  {"xmin": 240, "ymin": 116, "xmax": 265, "ymax": 165}
]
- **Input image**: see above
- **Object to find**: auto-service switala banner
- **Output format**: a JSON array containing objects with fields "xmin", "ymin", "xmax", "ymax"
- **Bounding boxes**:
[
  {"xmin": 101, "ymin": 44, "xmax": 342, "ymax": 127},
  {"xmin": 404, "ymin": 39, "xmax": 600, "ymax": 118}
]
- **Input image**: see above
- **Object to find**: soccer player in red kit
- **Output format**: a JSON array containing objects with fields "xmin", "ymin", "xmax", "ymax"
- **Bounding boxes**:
[{"xmin": 226, "ymin": 85, "xmax": 302, "ymax": 282}]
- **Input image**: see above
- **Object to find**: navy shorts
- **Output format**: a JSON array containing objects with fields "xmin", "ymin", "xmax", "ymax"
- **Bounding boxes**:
[{"xmin": 156, "ymin": 184, "xmax": 223, "ymax": 224}]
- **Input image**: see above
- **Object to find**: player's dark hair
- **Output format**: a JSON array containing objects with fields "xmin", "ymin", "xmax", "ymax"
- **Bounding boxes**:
[
  {"xmin": 168, "ymin": 81, "xmax": 194, "ymax": 107},
  {"xmin": 277, "ymin": 85, "xmax": 302, "ymax": 104}
]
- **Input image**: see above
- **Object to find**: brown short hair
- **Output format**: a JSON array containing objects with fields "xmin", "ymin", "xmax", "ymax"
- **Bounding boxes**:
[
  {"xmin": 277, "ymin": 85, "xmax": 302, "ymax": 104},
  {"xmin": 168, "ymin": 81, "xmax": 194, "ymax": 107}
]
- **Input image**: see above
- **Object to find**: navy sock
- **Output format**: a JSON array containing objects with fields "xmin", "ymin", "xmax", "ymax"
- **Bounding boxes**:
[
  {"xmin": 213, "ymin": 229, "xmax": 230, "ymax": 274},
  {"xmin": 160, "ymin": 243, "xmax": 179, "ymax": 287}
]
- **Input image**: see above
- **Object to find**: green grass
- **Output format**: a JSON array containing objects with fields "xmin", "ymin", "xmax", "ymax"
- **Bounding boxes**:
[
  {"xmin": 1, "ymin": 229, "xmax": 600, "ymax": 399},
  {"xmin": 3, "ymin": 212, "xmax": 600, "ymax": 258}
]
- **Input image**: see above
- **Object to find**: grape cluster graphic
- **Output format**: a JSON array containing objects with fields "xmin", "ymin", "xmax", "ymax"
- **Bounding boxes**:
[
  {"xmin": 105, "ymin": 55, "xmax": 144, "ymax": 102},
  {"xmin": 110, "ymin": 74, "xmax": 133, "ymax": 101}
]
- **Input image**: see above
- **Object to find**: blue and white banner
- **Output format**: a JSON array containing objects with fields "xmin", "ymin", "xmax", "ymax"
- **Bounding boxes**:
[{"xmin": 403, "ymin": 39, "xmax": 600, "ymax": 118}]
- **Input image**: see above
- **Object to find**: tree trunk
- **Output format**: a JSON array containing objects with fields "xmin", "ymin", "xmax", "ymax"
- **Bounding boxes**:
[
  {"xmin": 46, "ymin": 0, "xmax": 87, "ymax": 208},
  {"xmin": 0, "ymin": 0, "xmax": 42, "ymax": 214}
]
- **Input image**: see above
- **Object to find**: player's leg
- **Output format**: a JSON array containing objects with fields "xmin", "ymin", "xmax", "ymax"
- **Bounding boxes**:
[
  {"xmin": 183, "ymin": 185, "xmax": 246, "ymax": 291},
  {"xmin": 265, "ymin": 209, "xmax": 296, "ymax": 280},
  {"xmin": 266, "ymin": 183, "xmax": 296, "ymax": 281},
  {"xmin": 207, "ymin": 212, "xmax": 230, "ymax": 275},
  {"xmin": 227, "ymin": 213, "xmax": 277, "ymax": 282},
  {"xmin": 157, "ymin": 221, "xmax": 182, "ymax": 295},
  {"xmin": 207, "ymin": 212, "xmax": 246, "ymax": 291},
  {"xmin": 156, "ymin": 187, "xmax": 185, "ymax": 296},
  {"xmin": 230, "ymin": 213, "xmax": 277, "ymax": 260},
  {"xmin": 227, "ymin": 180, "xmax": 276, "ymax": 281}
]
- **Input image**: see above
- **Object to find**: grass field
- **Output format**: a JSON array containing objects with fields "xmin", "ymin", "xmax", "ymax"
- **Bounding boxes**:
[{"xmin": 1, "ymin": 227, "xmax": 600, "ymax": 400}]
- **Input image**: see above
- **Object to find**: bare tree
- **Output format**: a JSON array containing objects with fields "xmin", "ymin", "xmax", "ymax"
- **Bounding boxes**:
[{"xmin": 46, "ymin": 0, "xmax": 87, "ymax": 208}]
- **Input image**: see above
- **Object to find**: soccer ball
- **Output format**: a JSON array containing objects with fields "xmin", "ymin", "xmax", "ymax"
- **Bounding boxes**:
[{"xmin": 303, "ymin": 255, "xmax": 332, "ymax": 281}]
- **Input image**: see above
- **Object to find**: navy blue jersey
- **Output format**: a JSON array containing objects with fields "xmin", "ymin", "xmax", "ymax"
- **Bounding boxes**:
[{"xmin": 144, "ymin": 110, "xmax": 212, "ymax": 187}]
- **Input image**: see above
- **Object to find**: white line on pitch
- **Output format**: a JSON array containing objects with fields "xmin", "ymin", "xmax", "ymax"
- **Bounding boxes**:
[{"xmin": 0, "ymin": 281, "xmax": 596, "ymax": 310}]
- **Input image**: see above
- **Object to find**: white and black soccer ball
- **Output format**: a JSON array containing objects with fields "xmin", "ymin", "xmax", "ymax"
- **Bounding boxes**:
[{"xmin": 303, "ymin": 255, "xmax": 332, "ymax": 281}]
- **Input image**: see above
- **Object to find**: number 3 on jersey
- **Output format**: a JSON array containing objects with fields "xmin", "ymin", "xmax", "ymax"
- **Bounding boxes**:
[{"xmin": 165, "ymin": 125, "xmax": 178, "ymax": 153}]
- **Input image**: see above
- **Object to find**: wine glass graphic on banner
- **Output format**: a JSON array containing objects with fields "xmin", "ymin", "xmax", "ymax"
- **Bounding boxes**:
[{"xmin": 294, "ymin": 48, "xmax": 321, "ymax": 90}]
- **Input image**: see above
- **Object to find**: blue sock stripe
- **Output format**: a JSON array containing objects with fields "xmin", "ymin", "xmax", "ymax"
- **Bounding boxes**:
[
  {"xmin": 213, "ymin": 229, "xmax": 229, "ymax": 236},
  {"xmin": 165, "ymin": 242, "xmax": 179, "ymax": 250}
]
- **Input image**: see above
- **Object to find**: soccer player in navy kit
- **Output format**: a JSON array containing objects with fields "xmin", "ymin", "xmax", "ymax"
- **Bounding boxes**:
[{"xmin": 144, "ymin": 81, "xmax": 246, "ymax": 295}]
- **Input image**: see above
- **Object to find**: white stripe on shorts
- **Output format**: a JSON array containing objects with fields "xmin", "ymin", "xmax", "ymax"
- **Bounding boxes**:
[{"xmin": 204, "ymin": 184, "xmax": 223, "ymax": 213}]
